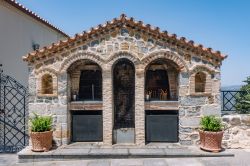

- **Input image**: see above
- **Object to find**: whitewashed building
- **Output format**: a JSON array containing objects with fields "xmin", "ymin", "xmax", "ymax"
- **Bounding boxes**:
[{"xmin": 0, "ymin": 0, "xmax": 68, "ymax": 86}]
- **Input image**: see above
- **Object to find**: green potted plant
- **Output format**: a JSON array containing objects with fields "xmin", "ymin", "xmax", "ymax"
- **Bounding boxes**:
[
  {"xmin": 30, "ymin": 113, "xmax": 53, "ymax": 152},
  {"xmin": 199, "ymin": 115, "xmax": 224, "ymax": 152}
]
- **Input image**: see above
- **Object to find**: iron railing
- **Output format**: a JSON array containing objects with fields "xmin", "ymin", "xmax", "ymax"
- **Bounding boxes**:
[{"xmin": 221, "ymin": 90, "xmax": 247, "ymax": 113}]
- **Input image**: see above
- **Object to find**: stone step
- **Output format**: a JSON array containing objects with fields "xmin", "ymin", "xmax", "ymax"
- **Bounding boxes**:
[{"xmin": 18, "ymin": 146, "xmax": 234, "ymax": 163}]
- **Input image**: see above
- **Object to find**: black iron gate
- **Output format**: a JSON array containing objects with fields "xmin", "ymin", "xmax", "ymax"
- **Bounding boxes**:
[
  {"xmin": 113, "ymin": 59, "xmax": 135, "ymax": 129},
  {"xmin": 0, "ymin": 71, "xmax": 28, "ymax": 153}
]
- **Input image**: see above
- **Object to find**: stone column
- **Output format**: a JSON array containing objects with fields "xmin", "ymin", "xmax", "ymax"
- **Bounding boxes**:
[
  {"xmin": 102, "ymin": 67, "xmax": 113, "ymax": 145},
  {"xmin": 135, "ymin": 67, "xmax": 145, "ymax": 145}
]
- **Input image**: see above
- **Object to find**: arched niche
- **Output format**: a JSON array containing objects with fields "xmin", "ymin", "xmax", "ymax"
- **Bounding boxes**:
[
  {"xmin": 67, "ymin": 59, "xmax": 102, "ymax": 101},
  {"xmin": 41, "ymin": 74, "xmax": 53, "ymax": 94},
  {"xmin": 195, "ymin": 72, "xmax": 206, "ymax": 93},
  {"xmin": 145, "ymin": 59, "xmax": 179, "ymax": 101}
]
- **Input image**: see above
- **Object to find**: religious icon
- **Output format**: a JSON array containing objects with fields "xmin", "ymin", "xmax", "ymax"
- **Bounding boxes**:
[{"xmin": 160, "ymin": 89, "xmax": 168, "ymax": 101}]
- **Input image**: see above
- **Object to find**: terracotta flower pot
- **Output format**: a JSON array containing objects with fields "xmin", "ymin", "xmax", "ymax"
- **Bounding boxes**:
[
  {"xmin": 30, "ymin": 130, "xmax": 53, "ymax": 152},
  {"xmin": 199, "ymin": 130, "xmax": 223, "ymax": 152}
]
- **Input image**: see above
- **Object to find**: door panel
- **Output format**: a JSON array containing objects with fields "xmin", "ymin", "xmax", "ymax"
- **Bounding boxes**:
[{"xmin": 72, "ymin": 111, "xmax": 103, "ymax": 142}]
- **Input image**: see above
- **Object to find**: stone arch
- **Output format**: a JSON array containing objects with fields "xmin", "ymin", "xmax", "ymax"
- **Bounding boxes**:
[
  {"xmin": 142, "ymin": 51, "xmax": 189, "ymax": 72},
  {"xmin": 60, "ymin": 51, "xmax": 105, "ymax": 73},
  {"xmin": 106, "ymin": 51, "xmax": 141, "ymax": 68},
  {"xmin": 35, "ymin": 67, "xmax": 58, "ymax": 75},
  {"xmin": 190, "ymin": 65, "xmax": 215, "ymax": 75}
]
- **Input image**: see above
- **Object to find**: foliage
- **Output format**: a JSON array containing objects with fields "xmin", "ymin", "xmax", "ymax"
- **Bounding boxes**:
[
  {"xmin": 235, "ymin": 76, "xmax": 250, "ymax": 114},
  {"xmin": 30, "ymin": 113, "xmax": 52, "ymax": 132},
  {"xmin": 200, "ymin": 115, "xmax": 223, "ymax": 132}
]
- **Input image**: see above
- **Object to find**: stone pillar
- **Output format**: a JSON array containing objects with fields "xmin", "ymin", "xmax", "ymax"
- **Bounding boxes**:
[
  {"xmin": 53, "ymin": 72, "xmax": 69, "ymax": 146},
  {"xmin": 135, "ymin": 67, "xmax": 145, "ymax": 145},
  {"xmin": 102, "ymin": 67, "xmax": 113, "ymax": 145},
  {"xmin": 178, "ymin": 71, "xmax": 198, "ymax": 146}
]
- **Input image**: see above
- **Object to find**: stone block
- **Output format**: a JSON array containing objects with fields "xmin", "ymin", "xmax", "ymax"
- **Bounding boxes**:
[
  {"xmin": 59, "ymin": 96, "xmax": 68, "ymax": 105},
  {"xmin": 49, "ymin": 104, "xmax": 67, "ymax": 115},
  {"xmin": 230, "ymin": 116, "xmax": 241, "ymax": 125},
  {"xmin": 222, "ymin": 115, "xmax": 230, "ymax": 123},
  {"xmin": 180, "ymin": 117, "xmax": 200, "ymax": 127},
  {"xmin": 56, "ymin": 115, "xmax": 67, "ymax": 123},
  {"xmin": 247, "ymin": 129, "xmax": 250, "ymax": 137},
  {"xmin": 185, "ymin": 106, "xmax": 201, "ymax": 117},
  {"xmin": 143, "ymin": 159, "xmax": 167, "ymax": 166},
  {"xmin": 54, "ymin": 130, "xmax": 69, "ymax": 139},
  {"xmin": 190, "ymin": 133, "xmax": 199, "ymax": 140},
  {"xmin": 179, "ymin": 140, "xmax": 193, "ymax": 145},
  {"xmin": 200, "ymin": 104, "xmax": 221, "ymax": 116},
  {"xmin": 179, "ymin": 86, "xmax": 189, "ymax": 96},
  {"xmin": 179, "ymin": 107, "xmax": 186, "ymax": 117},
  {"xmin": 179, "ymin": 72, "xmax": 189, "ymax": 86},
  {"xmin": 180, "ymin": 96, "xmax": 207, "ymax": 106},
  {"xmin": 241, "ymin": 115, "xmax": 250, "ymax": 125},
  {"xmin": 179, "ymin": 127, "xmax": 192, "ymax": 133}
]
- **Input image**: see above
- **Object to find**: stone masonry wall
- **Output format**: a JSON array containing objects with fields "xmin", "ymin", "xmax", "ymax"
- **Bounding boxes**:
[
  {"xmin": 27, "ymin": 27, "xmax": 222, "ymax": 147},
  {"xmin": 222, "ymin": 114, "xmax": 250, "ymax": 149}
]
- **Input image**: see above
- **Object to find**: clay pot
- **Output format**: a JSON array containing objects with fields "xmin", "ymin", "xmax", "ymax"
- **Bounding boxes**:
[
  {"xmin": 199, "ymin": 130, "xmax": 223, "ymax": 152},
  {"xmin": 30, "ymin": 131, "xmax": 53, "ymax": 152}
]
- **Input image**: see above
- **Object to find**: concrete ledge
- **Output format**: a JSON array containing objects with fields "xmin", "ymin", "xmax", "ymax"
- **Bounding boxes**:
[{"xmin": 18, "ymin": 145, "xmax": 234, "ymax": 163}]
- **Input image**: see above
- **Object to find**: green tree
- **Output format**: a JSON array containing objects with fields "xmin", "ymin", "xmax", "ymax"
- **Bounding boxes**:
[{"xmin": 235, "ymin": 76, "xmax": 250, "ymax": 113}]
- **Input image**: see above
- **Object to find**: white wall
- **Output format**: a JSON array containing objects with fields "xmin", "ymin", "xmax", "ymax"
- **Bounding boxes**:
[{"xmin": 0, "ymin": 0, "xmax": 66, "ymax": 86}]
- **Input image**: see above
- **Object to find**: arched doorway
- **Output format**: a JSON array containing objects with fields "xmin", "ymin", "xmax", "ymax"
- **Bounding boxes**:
[
  {"xmin": 113, "ymin": 58, "xmax": 135, "ymax": 144},
  {"xmin": 145, "ymin": 59, "xmax": 179, "ymax": 143},
  {"xmin": 67, "ymin": 59, "xmax": 103, "ymax": 142}
]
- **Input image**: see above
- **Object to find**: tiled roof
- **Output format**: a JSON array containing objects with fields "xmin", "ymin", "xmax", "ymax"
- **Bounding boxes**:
[
  {"xmin": 4, "ymin": 0, "xmax": 68, "ymax": 37},
  {"xmin": 23, "ymin": 14, "xmax": 227, "ymax": 63}
]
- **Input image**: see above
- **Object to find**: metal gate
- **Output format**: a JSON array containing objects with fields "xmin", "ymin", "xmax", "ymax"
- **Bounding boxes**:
[
  {"xmin": 71, "ymin": 111, "xmax": 103, "ymax": 142},
  {"xmin": 0, "ymin": 71, "xmax": 28, "ymax": 153},
  {"xmin": 113, "ymin": 59, "xmax": 135, "ymax": 144}
]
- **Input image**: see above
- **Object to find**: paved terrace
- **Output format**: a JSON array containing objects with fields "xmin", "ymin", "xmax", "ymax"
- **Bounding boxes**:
[{"xmin": 17, "ymin": 143, "xmax": 233, "ymax": 163}]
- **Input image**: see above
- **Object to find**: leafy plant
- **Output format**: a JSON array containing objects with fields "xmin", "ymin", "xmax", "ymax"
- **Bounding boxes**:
[
  {"xmin": 30, "ymin": 113, "xmax": 52, "ymax": 132},
  {"xmin": 200, "ymin": 115, "xmax": 223, "ymax": 132},
  {"xmin": 235, "ymin": 76, "xmax": 250, "ymax": 114}
]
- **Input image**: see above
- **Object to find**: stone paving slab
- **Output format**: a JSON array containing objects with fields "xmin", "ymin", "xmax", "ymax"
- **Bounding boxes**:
[
  {"xmin": 17, "ymin": 145, "xmax": 234, "ymax": 163},
  {"xmin": 128, "ymin": 148, "xmax": 165, "ymax": 156}
]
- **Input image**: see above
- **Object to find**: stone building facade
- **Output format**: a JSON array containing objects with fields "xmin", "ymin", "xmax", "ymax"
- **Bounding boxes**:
[{"xmin": 23, "ymin": 14, "xmax": 226, "ymax": 146}]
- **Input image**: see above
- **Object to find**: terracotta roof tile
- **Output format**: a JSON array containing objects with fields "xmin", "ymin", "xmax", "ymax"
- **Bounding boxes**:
[{"xmin": 23, "ymin": 14, "xmax": 227, "ymax": 62}]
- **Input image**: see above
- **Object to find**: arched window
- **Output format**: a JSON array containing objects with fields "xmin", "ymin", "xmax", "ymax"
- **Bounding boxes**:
[
  {"xmin": 195, "ymin": 72, "xmax": 206, "ymax": 93},
  {"xmin": 41, "ymin": 74, "xmax": 53, "ymax": 94}
]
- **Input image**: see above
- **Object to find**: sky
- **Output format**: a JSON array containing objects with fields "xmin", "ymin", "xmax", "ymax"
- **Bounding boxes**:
[{"xmin": 18, "ymin": 0, "xmax": 250, "ymax": 86}]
